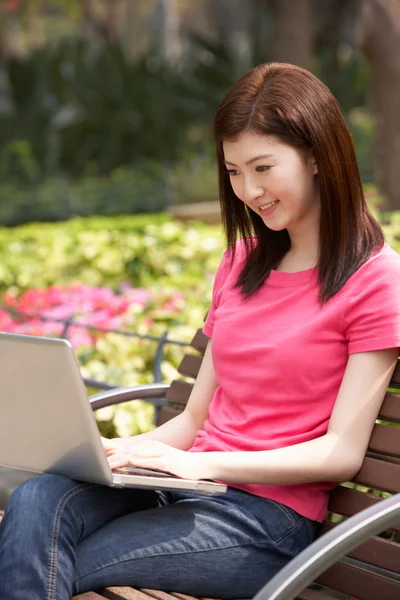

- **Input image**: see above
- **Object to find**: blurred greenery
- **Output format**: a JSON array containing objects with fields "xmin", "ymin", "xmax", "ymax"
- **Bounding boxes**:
[
  {"xmin": 0, "ymin": 214, "xmax": 224, "ymax": 437},
  {"xmin": 0, "ymin": 32, "xmax": 376, "ymax": 225},
  {"xmin": 0, "ymin": 162, "xmax": 169, "ymax": 226},
  {"xmin": 0, "ymin": 214, "xmax": 223, "ymax": 293}
]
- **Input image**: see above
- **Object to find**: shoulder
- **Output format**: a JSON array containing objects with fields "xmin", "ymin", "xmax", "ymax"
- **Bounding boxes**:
[
  {"xmin": 343, "ymin": 243, "xmax": 400, "ymax": 310},
  {"xmin": 349, "ymin": 243, "xmax": 400, "ymax": 288},
  {"xmin": 343, "ymin": 244, "xmax": 400, "ymax": 352},
  {"xmin": 212, "ymin": 238, "xmax": 250, "ymax": 293},
  {"xmin": 366, "ymin": 243, "xmax": 400, "ymax": 271}
]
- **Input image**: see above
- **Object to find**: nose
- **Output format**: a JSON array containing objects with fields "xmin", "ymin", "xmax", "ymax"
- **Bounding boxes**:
[{"xmin": 243, "ymin": 176, "xmax": 264, "ymax": 205}]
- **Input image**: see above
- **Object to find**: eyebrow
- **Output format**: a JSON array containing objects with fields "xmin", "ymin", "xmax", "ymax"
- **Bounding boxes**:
[{"xmin": 223, "ymin": 154, "xmax": 274, "ymax": 167}]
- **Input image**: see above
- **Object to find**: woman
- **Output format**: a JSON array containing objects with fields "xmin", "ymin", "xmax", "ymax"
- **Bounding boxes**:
[{"xmin": 1, "ymin": 62, "xmax": 400, "ymax": 600}]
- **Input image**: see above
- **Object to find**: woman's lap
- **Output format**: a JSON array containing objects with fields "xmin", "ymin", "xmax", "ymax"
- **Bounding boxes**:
[{"xmin": 0, "ymin": 474, "xmax": 316, "ymax": 600}]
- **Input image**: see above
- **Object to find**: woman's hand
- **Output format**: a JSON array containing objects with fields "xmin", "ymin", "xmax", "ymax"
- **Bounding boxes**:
[
  {"xmin": 101, "ymin": 436, "xmax": 130, "ymax": 469},
  {"xmin": 122, "ymin": 440, "xmax": 213, "ymax": 480}
]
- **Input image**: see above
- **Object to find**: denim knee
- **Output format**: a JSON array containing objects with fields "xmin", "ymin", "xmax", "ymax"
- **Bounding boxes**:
[{"xmin": 5, "ymin": 474, "xmax": 82, "ymax": 520}]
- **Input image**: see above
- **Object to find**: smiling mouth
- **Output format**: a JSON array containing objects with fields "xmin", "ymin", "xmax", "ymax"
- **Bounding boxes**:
[{"xmin": 259, "ymin": 200, "xmax": 279, "ymax": 212}]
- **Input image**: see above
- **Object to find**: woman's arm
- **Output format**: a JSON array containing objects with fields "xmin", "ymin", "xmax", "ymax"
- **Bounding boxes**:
[
  {"xmin": 122, "ymin": 347, "xmax": 398, "ymax": 484},
  {"xmin": 103, "ymin": 339, "xmax": 218, "ymax": 468}
]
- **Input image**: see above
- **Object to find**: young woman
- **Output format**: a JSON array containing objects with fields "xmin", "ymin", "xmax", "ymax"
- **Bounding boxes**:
[{"xmin": 1, "ymin": 62, "xmax": 400, "ymax": 600}]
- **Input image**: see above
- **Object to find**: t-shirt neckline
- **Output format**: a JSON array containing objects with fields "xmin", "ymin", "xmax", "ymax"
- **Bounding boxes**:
[{"xmin": 268, "ymin": 267, "xmax": 318, "ymax": 286}]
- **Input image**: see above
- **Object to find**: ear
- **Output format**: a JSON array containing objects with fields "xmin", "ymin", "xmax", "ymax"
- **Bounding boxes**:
[{"xmin": 308, "ymin": 152, "xmax": 318, "ymax": 175}]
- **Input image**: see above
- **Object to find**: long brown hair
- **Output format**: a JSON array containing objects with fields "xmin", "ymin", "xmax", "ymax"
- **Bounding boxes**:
[{"xmin": 213, "ymin": 62, "xmax": 384, "ymax": 302}]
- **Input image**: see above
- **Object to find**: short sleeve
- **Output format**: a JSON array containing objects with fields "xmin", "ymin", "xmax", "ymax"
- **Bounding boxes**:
[
  {"xmin": 203, "ymin": 250, "xmax": 231, "ymax": 338},
  {"xmin": 344, "ymin": 251, "xmax": 400, "ymax": 355}
]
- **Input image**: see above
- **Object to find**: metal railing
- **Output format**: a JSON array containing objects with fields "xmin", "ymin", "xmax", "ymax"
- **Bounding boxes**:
[{"xmin": 0, "ymin": 304, "xmax": 192, "ymax": 391}]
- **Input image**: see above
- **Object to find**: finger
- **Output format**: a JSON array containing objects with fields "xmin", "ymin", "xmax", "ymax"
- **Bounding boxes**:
[
  {"xmin": 126, "ymin": 455, "xmax": 165, "ymax": 470},
  {"xmin": 108, "ymin": 456, "xmax": 129, "ymax": 470},
  {"xmin": 101, "ymin": 437, "xmax": 116, "ymax": 450}
]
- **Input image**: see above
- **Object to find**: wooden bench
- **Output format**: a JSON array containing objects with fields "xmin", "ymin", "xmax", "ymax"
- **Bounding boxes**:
[{"xmin": 2, "ymin": 328, "xmax": 400, "ymax": 599}]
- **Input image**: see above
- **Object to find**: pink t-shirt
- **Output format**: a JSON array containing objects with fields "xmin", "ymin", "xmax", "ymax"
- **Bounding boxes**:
[{"xmin": 189, "ymin": 241, "xmax": 400, "ymax": 522}]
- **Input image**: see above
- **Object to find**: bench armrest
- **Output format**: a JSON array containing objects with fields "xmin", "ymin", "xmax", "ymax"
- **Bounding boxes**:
[
  {"xmin": 254, "ymin": 492, "xmax": 400, "ymax": 600},
  {"xmin": 89, "ymin": 383, "xmax": 171, "ymax": 411}
]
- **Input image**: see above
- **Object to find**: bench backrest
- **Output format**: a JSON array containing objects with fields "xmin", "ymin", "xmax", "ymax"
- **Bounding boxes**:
[{"xmin": 160, "ymin": 328, "xmax": 400, "ymax": 600}]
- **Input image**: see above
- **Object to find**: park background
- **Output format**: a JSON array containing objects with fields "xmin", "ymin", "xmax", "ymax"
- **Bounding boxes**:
[{"xmin": 0, "ymin": 0, "xmax": 400, "ymax": 441}]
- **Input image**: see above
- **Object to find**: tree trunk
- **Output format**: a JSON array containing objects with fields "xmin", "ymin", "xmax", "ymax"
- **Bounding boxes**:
[
  {"xmin": 207, "ymin": 0, "xmax": 253, "ymax": 69},
  {"xmin": 104, "ymin": 0, "xmax": 124, "ymax": 44},
  {"xmin": 358, "ymin": 0, "xmax": 400, "ymax": 210},
  {"xmin": 81, "ymin": 0, "xmax": 97, "ymax": 42},
  {"xmin": 26, "ymin": 0, "xmax": 46, "ymax": 50},
  {"xmin": 0, "ymin": 16, "xmax": 11, "ymax": 61},
  {"xmin": 123, "ymin": 0, "xmax": 147, "ymax": 60},
  {"xmin": 267, "ymin": 0, "xmax": 314, "ymax": 70},
  {"xmin": 158, "ymin": 0, "xmax": 182, "ymax": 66}
]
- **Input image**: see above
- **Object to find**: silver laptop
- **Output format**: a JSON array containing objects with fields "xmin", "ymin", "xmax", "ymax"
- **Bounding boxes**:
[{"xmin": 0, "ymin": 332, "xmax": 227, "ymax": 496}]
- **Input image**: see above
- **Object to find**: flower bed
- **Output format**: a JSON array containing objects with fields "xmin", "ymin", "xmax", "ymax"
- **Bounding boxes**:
[{"xmin": 0, "ymin": 281, "xmax": 204, "ymax": 437}]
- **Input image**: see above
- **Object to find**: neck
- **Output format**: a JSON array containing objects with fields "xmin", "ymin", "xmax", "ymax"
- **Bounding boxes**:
[
  {"xmin": 277, "ymin": 227, "xmax": 319, "ymax": 273},
  {"xmin": 284, "ymin": 195, "xmax": 320, "ymax": 270}
]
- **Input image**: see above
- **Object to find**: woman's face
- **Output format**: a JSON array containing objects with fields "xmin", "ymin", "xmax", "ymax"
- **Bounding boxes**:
[{"xmin": 222, "ymin": 132, "xmax": 320, "ymax": 239}]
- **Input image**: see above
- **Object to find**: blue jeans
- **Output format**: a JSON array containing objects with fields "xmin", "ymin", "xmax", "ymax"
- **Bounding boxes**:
[{"xmin": 0, "ymin": 474, "xmax": 317, "ymax": 599}]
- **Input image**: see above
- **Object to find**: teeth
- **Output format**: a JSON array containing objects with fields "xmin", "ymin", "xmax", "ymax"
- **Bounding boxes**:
[{"xmin": 260, "ymin": 200, "xmax": 278, "ymax": 210}]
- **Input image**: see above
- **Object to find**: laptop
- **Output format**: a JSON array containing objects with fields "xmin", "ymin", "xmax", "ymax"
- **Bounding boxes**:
[{"xmin": 0, "ymin": 332, "xmax": 227, "ymax": 496}]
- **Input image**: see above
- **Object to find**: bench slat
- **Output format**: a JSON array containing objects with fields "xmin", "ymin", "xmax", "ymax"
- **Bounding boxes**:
[
  {"xmin": 102, "ymin": 588, "xmax": 153, "ymax": 600},
  {"xmin": 73, "ymin": 594, "xmax": 106, "ymax": 600},
  {"xmin": 171, "ymin": 593, "xmax": 203, "ymax": 600},
  {"xmin": 296, "ymin": 589, "xmax": 338, "ymax": 600},
  {"xmin": 320, "ymin": 522, "xmax": 400, "ymax": 573},
  {"xmin": 141, "ymin": 590, "xmax": 184, "ymax": 600},
  {"xmin": 156, "ymin": 406, "xmax": 182, "ymax": 427},
  {"xmin": 353, "ymin": 456, "xmax": 400, "ymax": 493},
  {"xmin": 368, "ymin": 423, "xmax": 400, "ymax": 457},
  {"xmin": 379, "ymin": 392, "xmax": 400, "ymax": 422},
  {"xmin": 166, "ymin": 380, "xmax": 193, "ymax": 406},
  {"xmin": 190, "ymin": 329, "xmax": 208, "ymax": 353},
  {"xmin": 178, "ymin": 355, "xmax": 203, "ymax": 379},
  {"xmin": 328, "ymin": 486, "xmax": 400, "ymax": 532},
  {"xmin": 391, "ymin": 361, "xmax": 400, "ymax": 384},
  {"xmin": 317, "ymin": 560, "xmax": 400, "ymax": 600}
]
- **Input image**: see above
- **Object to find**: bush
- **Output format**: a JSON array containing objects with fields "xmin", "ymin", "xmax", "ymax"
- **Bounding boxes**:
[
  {"xmin": 0, "ymin": 164, "xmax": 168, "ymax": 226},
  {"xmin": 0, "ymin": 214, "xmax": 225, "ymax": 436},
  {"xmin": 170, "ymin": 152, "xmax": 218, "ymax": 205},
  {"xmin": 0, "ymin": 214, "xmax": 223, "ymax": 295},
  {"xmin": 0, "ymin": 40, "xmax": 196, "ymax": 178}
]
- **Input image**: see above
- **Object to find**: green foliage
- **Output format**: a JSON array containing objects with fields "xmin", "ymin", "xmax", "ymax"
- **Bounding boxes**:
[
  {"xmin": 0, "ymin": 164, "xmax": 168, "ymax": 226},
  {"xmin": 55, "ymin": 43, "xmax": 193, "ymax": 174},
  {"xmin": 0, "ymin": 39, "xmax": 195, "ymax": 180},
  {"xmin": 0, "ymin": 32, "xmax": 375, "ymax": 217},
  {"xmin": 170, "ymin": 150, "xmax": 218, "ymax": 204},
  {"xmin": 0, "ymin": 213, "xmax": 223, "ymax": 300},
  {"xmin": 316, "ymin": 47, "xmax": 371, "ymax": 115},
  {"xmin": 381, "ymin": 211, "xmax": 400, "ymax": 252},
  {"xmin": 0, "ymin": 214, "xmax": 224, "ymax": 436},
  {"xmin": 347, "ymin": 108, "xmax": 374, "ymax": 184}
]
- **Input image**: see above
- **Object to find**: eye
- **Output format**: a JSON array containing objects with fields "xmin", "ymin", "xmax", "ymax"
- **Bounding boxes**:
[
  {"xmin": 256, "ymin": 166, "xmax": 271, "ymax": 172},
  {"xmin": 225, "ymin": 169, "xmax": 240, "ymax": 177}
]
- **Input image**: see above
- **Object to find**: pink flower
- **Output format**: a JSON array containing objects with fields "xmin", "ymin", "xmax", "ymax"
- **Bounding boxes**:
[
  {"xmin": 67, "ymin": 326, "xmax": 93, "ymax": 349},
  {"xmin": 124, "ymin": 288, "xmax": 152, "ymax": 306},
  {"xmin": 0, "ymin": 309, "xmax": 14, "ymax": 329},
  {"xmin": 0, "ymin": 284, "xmax": 161, "ymax": 350}
]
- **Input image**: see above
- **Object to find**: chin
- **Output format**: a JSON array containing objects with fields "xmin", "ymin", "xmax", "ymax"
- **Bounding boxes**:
[{"xmin": 262, "ymin": 220, "xmax": 287, "ymax": 232}]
